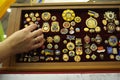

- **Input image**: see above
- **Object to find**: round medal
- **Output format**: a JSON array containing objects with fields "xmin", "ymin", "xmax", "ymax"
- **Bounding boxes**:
[
  {"xmin": 69, "ymin": 51, "xmax": 75, "ymax": 57},
  {"xmin": 51, "ymin": 16, "xmax": 57, "ymax": 21},
  {"xmin": 29, "ymin": 12, "xmax": 34, "ymax": 18},
  {"xmin": 35, "ymin": 12, "xmax": 39, "ymax": 17},
  {"xmin": 74, "ymin": 55, "xmax": 81, "ymax": 62},
  {"xmin": 60, "ymin": 28, "xmax": 68, "ymax": 34},
  {"xmin": 66, "ymin": 42, "xmax": 75, "ymax": 50},
  {"xmin": 63, "ymin": 22, "xmax": 70, "ymax": 28},
  {"xmin": 74, "ymin": 16, "xmax": 81, "ymax": 23},
  {"xmin": 41, "ymin": 12, "xmax": 51, "ymax": 21},
  {"xmin": 47, "ymin": 36, "xmax": 53, "ymax": 43},
  {"xmin": 63, "ymin": 54, "xmax": 69, "ymax": 62},
  {"xmin": 53, "ymin": 35, "xmax": 60, "ymax": 43},
  {"xmin": 86, "ymin": 17, "xmax": 98, "ymax": 28},
  {"xmin": 108, "ymin": 35, "xmax": 118, "ymax": 47}
]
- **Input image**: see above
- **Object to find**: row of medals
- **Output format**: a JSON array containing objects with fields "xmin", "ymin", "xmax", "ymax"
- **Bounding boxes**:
[{"xmin": 19, "ymin": 9, "xmax": 120, "ymax": 62}]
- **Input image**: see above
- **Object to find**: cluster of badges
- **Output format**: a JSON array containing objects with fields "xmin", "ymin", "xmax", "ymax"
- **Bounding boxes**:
[{"xmin": 17, "ymin": 9, "xmax": 120, "ymax": 63}]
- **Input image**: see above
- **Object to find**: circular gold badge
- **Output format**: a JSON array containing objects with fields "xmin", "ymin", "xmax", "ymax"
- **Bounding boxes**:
[
  {"xmin": 63, "ymin": 54, "xmax": 69, "ymax": 62},
  {"xmin": 41, "ymin": 12, "xmax": 51, "ymax": 21},
  {"xmin": 66, "ymin": 42, "xmax": 75, "ymax": 50},
  {"xmin": 62, "ymin": 9, "xmax": 75, "ymax": 21},
  {"xmin": 86, "ymin": 17, "xmax": 98, "ymax": 28},
  {"xmin": 74, "ymin": 16, "xmax": 81, "ymax": 23},
  {"xmin": 74, "ymin": 55, "xmax": 81, "ymax": 62},
  {"xmin": 53, "ymin": 35, "xmax": 60, "ymax": 43}
]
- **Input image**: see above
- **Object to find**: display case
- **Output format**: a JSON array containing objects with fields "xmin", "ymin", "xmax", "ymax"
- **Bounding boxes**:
[{"xmin": 2, "ymin": 2, "xmax": 120, "ymax": 72}]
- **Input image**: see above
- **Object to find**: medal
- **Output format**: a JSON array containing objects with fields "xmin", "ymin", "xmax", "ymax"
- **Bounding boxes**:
[
  {"xmin": 62, "ymin": 48, "xmax": 68, "ymax": 53},
  {"xmin": 75, "ymin": 38, "xmax": 82, "ymax": 46},
  {"xmin": 35, "ymin": 12, "xmax": 39, "ymax": 17},
  {"xmin": 32, "ymin": 17, "xmax": 37, "ymax": 21},
  {"xmin": 90, "ymin": 43, "xmax": 97, "ymax": 51},
  {"xmin": 114, "ymin": 20, "xmax": 119, "ymax": 25},
  {"xmin": 84, "ymin": 35, "xmax": 90, "ymax": 44},
  {"xmin": 86, "ymin": 55, "xmax": 90, "ymax": 59},
  {"xmin": 112, "ymin": 48, "xmax": 118, "ymax": 54},
  {"xmin": 74, "ymin": 16, "xmax": 81, "ymax": 23},
  {"xmin": 95, "ymin": 26, "xmax": 101, "ymax": 32},
  {"xmin": 84, "ymin": 43, "xmax": 90, "ymax": 48},
  {"xmin": 45, "ymin": 57, "xmax": 54, "ymax": 61},
  {"xmin": 55, "ymin": 57, "xmax": 59, "ymax": 61},
  {"xmin": 86, "ymin": 17, "xmax": 98, "ymax": 29},
  {"xmin": 25, "ymin": 13, "xmax": 28, "ymax": 18},
  {"xmin": 51, "ymin": 21, "xmax": 60, "ymax": 32},
  {"xmin": 95, "ymin": 34, "xmax": 102, "ymax": 44},
  {"xmin": 60, "ymin": 28, "xmax": 68, "ymax": 34},
  {"xmin": 69, "ymin": 27, "xmax": 75, "ymax": 34},
  {"xmin": 42, "ymin": 22, "xmax": 50, "ymax": 32},
  {"xmin": 108, "ymin": 35, "xmax": 118, "ymax": 47},
  {"xmin": 53, "ymin": 35, "xmax": 60, "ymax": 43},
  {"xmin": 85, "ymin": 48, "xmax": 92, "ymax": 54},
  {"xmin": 115, "ymin": 55, "xmax": 120, "ymax": 61},
  {"xmin": 74, "ymin": 55, "xmax": 81, "ymax": 62},
  {"xmin": 70, "ymin": 21, "xmax": 76, "ymax": 26},
  {"xmin": 62, "ymin": 9, "xmax": 75, "ymax": 21},
  {"xmin": 84, "ymin": 27, "xmax": 89, "ymax": 32},
  {"xmin": 63, "ymin": 54, "xmax": 69, "ymax": 62},
  {"xmin": 45, "ymin": 49, "xmax": 53, "ymax": 55},
  {"xmin": 107, "ymin": 23, "xmax": 116, "ymax": 33},
  {"xmin": 47, "ymin": 43, "xmax": 53, "ymax": 49},
  {"xmin": 55, "ymin": 50, "xmax": 61, "ymax": 55},
  {"xmin": 31, "ymin": 56, "xmax": 39, "ymax": 62},
  {"xmin": 89, "ymin": 29, "xmax": 95, "ymax": 33},
  {"xmin": 76, "ymin": 47, "xmax": 83, "ymax": 55},
  {"xmin": 51, "ymin": 16, "xmax": 57, "ymax": 21},
  {"xmin": 54, "ymin": 44, "xmax": 59, "ymax": 49},
  {"xmin": 41, "ymin": 12, "xmax": 51, "ymax": 21},
  {"xmin": 104, "ymin": 11, "xmax": 116, "ymax": 20},
  {"xmin": 66, "ymin": 42, "xmax": 75, "ymax": 50},
  {"xmin": 75, "ymin": 28, "xmax": 80, "ymax": 32},
  {"xmin": 26, "ymin": 17, "xmax": 31, "ymax": 22},
  {"xmin": 102, "ymin": 19, "xmax": 107, "ymax": 25},
  {"xmin": 63, "ymin": 22, "xmax": 70, "ymax": 28},
  {"xmin": 47, "ymin": 36, "xmax": 53, "ymax": 43},
  {"xmin": 29, "ymin": 12, "xmax": 34, "ymax": 18},
  {"xmin": 67, "ymin": 35, "xmax": 75, "ymax": 40},
  {"xmin": 100, "ymin": 54, "xmax": 104, "ymax": 60},
  {"xmin": 97, "ymin": 46, "xmax": 105, "ymax": 53},
  {"xmin": 109, "ymin": 54, "xmax": 114, "ymax": 59},
  {"xmin": 69, "ymin": 51, "xmax": 75, "ymax": 57},
  {"xmin": 91, "ymin": 54, "xmax": 97, "ymax": 60},
  {"xmin": 116, "ymin": 26, "xmax": 120, "ymax": 32},
  {"xmin": 107, "ymin": 47, "xmax": 112, "ymax": 54},
  {"xmin": 63, "ymin": 40, "xmax": 67, "ymax": 44},
  {"xmin": 88, "ymin": 10, "xmax": 99, "ymax": 18}
]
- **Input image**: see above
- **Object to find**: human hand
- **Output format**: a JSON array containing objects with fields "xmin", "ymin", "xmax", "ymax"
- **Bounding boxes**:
[{"xmin": 3, "ymin": 24, "xmax": 45, "ymax": 54}]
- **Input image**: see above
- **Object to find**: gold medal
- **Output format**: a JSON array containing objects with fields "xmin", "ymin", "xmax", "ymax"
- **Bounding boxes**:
[
  {"xmin": 54, "ymin": 44, "xmax": 59, "ymax": 49},
  {"xmin": 41, "ymin": 12, "xmax": 51, "ymax": 21},
  {"xmin": 75, "ymin": 38, "xmax": 82, "ymax": 46},
  {"xmin": 53, "ymin": 35, "xmax": 60, "ymax": 43},
  {"xmin": 42, "ymin": 22, "xmax": 50, "ymax": 32},
  {"xmin": 84, "ymin": 27, "xmax": 89, "ymax": 32},
  {"xmin": 76, "ymin": 47, "xmax": 83, "ymax": 55},
  {"xmin": 62, "ymin": 48, "xmax": 68, "ymax": 53},
  {"xmin": 110, "ymin": 54, "xmax": 114, "ymax": 59},
  {"xmin": 85, "ymin": 48, "xmax": 92, "ymax": 54},
  {"xmin": 47, "ymin": 43, "xmax": 53, "ymax": 49},
  {"xmin": 102, "ymin": 19, "xmax": 107, "ymax": 25},
  {"xmin": 84, "ymin": 35, "xmax": 90, "ymax": 44},
  {"xmin": 32, "ymin": 17, "xmax": 37, "ymax": 21},
  {"xmin": 114, "ymin": 20, "xmax": 119, "ymax": 25},
  {"xmin": 47, "ymin": 36, "xmax": 53, "ymax": 43},
  {"xmin": 86, "ymin": 55, "xmax": 90, "ymax": 59},
  {"xmin": 63, "ymin": 40, "xmax": 67, "ymax": 44},
  {"xmin": 86, "ymin": 17, "xmax": 97, "ymax": 29},
  {"xmin": 62, "ymin": 9, "xmax": 75, "ymax": 21},
  {"xmin": 104, "ymin": 11, "xmax": 116, "ymax": 20},
  {"xmin": 25, "ymin": 13, "xmax": 28, "ymax": 18},
  {"xmin": 35, "ymin": 13, "xmax": 39, "ymax": 17},
  {"xmin": 26, "ymin": 17, "xmax": 31, "ymax": 22},
  {"xmin": 95, "ymin": 26, "xmax": 101, "ymax": 32},
  {"xmin": 74, "ymin": 16, "xmax": 81, "ymax": 23},
  {"xmin": 51, "ymin": 16, "xmax": 57, "ymax": 21},
  {"xmin": 63, "ymin": 54, "xmax": 69, "ymax": 62},
  {"xmin": 74, "ymin": 55, "xmax": 81, "ymax": 62},
  {"xmin": 29, "ymin": 12, "xmax": 34, "ymax": 18},
  {"xmin": 51, "ymin": 21, "xmax": 60, "ymax": 32},
  {"xmin": 112, "ymin": 48, "xmax": 118, "ymax": 54},
  {"xmin": 95, "ymin": 34, "xmax": 102, "ymax": 44},
  {"xmin": 115, "ymin": 55, "xmax": 120, "ymax": 61},
  {"xmin": 66, "ymin": 42, "xmax": 75, "ymax": 50}
]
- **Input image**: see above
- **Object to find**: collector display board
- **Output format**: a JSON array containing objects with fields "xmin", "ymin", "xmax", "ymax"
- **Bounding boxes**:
[{"xmin": 3, "ymin": 2, "xmax": 120, "ymax": 72}]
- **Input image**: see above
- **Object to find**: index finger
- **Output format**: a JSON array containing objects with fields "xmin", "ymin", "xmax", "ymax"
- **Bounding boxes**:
[{"xmin": 24, "ymin": 24, "xmax": 37, "ymax": 32}]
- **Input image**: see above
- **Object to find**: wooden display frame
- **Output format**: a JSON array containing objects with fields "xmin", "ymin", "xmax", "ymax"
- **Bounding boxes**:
[{"xmin": 2, "ymin": 2, "xmax": 120, "ymax": 72}]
